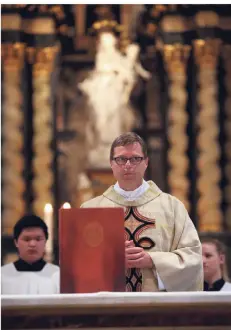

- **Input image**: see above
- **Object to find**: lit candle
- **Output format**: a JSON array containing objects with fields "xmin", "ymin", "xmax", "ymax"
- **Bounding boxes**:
[
  {"xmin": 44, "ymin": 203, "xmax": 53, "ymax": 262},
  {"xmin": 62, "ymin": 202, "xmax": 71, "ymax": 209}
]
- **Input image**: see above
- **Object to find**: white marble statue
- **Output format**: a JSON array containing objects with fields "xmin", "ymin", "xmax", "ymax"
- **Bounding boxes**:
[{"xmin": 79, "ymin": 31, "xmax": 151, "ymax": 168}]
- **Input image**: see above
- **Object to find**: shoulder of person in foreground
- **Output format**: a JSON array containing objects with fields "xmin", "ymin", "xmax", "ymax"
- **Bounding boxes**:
[
  {"xmin": 46, "ymin": 263, "xmax": 60, "ymax": 272},
  {"xmin": 222, "ymin": 281, "xmax": 231, "ymax": 291},
  {"xmin": 45, "ymin": 263, "xmax": 60, "ymax": 294},
  {"xmin": 1, "ymin": 262, "xmax": 14, "ymax": 274}
]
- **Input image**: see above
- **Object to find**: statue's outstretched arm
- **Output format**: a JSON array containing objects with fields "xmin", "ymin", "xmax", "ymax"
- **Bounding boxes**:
[{"xmin": 135, "ymin": 62, "xmax": 152, "ymax": 80}]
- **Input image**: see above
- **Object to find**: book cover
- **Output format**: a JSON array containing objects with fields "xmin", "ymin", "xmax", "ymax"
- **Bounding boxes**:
[{"xmin": 59, "ymin": 207, "xmax": 125, "ymax": 293}]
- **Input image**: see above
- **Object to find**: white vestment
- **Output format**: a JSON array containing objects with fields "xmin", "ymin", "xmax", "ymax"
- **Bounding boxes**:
[
  {"xmin": 221, "ymin": 282, "xmax": 231, "ymax": 291},
  {"xmin": 81, "ymin": 181, "xmax": 203, "ymax": 292},
  {"xmin": 1, "ymin": 262, "xmax": 60, "ymax": 295},
  {"xmin": 114, "ymin": 180, "xmax": 165, "ymax": 290}
]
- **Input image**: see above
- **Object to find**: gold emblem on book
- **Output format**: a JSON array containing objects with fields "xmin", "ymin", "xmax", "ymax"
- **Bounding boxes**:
[{"xmin": 83, "ymin": 221, "xmax": 104, "ymax": 247}]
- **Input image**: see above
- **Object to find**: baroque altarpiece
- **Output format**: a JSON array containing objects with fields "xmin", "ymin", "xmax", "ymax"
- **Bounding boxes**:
[{"xmin": 1, "ymin": 4, "xmax": 231, "ymax": 266}]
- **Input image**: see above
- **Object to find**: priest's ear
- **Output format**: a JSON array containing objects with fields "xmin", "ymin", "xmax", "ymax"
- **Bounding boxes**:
[{"xmin": 144, "ymin": 157, "xmax": 149, "ymax": 168}]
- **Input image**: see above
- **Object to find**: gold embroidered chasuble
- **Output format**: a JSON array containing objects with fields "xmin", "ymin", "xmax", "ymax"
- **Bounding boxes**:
[{"xmin": 81, "ymin": 181, "xmax": 203, "ymax": 292}]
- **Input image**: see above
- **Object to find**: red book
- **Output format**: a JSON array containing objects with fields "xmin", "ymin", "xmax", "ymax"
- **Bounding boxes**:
[{"xmin": 59, "ymin": 207, "xmax": 125, "ymax": 293}]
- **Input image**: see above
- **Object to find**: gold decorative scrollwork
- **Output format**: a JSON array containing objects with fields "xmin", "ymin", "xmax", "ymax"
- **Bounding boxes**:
[
  {"xmin": 31, "ymin": 46, "xmax": 59, "ymax": 217},
  {"xmin": 163, "ymin": 43, "xmax": 191, "ymax": 211},
  {"xmin": 222, "ymin": 45, "xmax": 231, "ymax": 231},
  {"xmin": 1, "ymin": 43, "xmax": 26, "ymax": 234},
  {"xmin": 194, "ymin": 39, "xmax": 222, "ymax": 232}
]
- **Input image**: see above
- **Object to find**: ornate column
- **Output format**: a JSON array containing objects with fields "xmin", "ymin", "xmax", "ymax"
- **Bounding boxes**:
[
  {"xmin": 194, "ymin": 38, "xmax": 222, "ymax": 232},
  {"xmin": 22, "ymin": 11, "xmax": 59, "ymax": 220},
  {"xmin": 158, "ymin": 10, "xmax": 194, "ymax": 211},
  {"xmin": 222, "ymin": 44, "xmax": 231, "ymax": 231},
  {"xmin": 163, "ymin": 44, "xmax": 191, "ymax": 210},
  {"xmin": 220, "ymin": 8, "xmax": 231, "ymax": 232},
  {"xmin": 1, "ymin": 12, "xmax": 26, "ymax": 234},
  {"xmin": 29, "ymin": 44, "xmax": 59, "ymax": 263},
  {"xmin": 29, "ymin": 45, "xmax": 59, "ymax": 218}
]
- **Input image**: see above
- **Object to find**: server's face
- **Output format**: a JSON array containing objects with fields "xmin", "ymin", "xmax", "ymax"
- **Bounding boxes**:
[
  {"xmin": 15, "ymin": 227, "xmax": 46, "ymax": 263},
  {"xmin": 202, "ymin": 243, "xmax": 224, "ymax": 281}
]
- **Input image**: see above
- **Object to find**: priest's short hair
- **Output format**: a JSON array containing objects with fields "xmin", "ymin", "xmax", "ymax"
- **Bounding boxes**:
[{"xmin": 13, "ymin": 215, "xmax": 49, "ymax": 241}]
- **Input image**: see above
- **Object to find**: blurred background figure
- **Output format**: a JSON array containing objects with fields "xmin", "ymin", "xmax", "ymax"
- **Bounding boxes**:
[
  {"xmin": 79, "ymin": 29, "xmax": 150, "ymax": 168},
  {"xmin": 202, "ymin": 238, "xmax": 231, "ymax": 291},
  {"xmin": 1, "ymin": 215, "xmax": 60, "ymax": 295}
]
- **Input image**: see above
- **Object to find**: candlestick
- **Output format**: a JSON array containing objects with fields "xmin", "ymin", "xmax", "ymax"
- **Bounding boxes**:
[{"xmin": 44, "ymin": 203, "xmax": 53, "ymax": 262}]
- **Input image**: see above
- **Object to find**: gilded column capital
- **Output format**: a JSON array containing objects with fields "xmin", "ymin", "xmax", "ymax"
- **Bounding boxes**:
[
  {"xmin": 163, "ymin": 43, "xmax": 191, "ymax": 74},
  {"xmin": 27, "ymin": 45, "xmax": 60, "ymax": 74},
  {"xmin": 1, "ymin": 43, "xmax": 25, "ymax": 70},
  {"xmin": 193, "ymin": 39, "xmax": 221, "ymax": 69}
]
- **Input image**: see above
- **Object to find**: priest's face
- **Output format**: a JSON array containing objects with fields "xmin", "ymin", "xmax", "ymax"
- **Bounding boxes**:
[
  {"xmin": 15, "ymin": 227, "xmax": 46, "ymax": 264},
  {"xmin": 110, "ymin": 143, "xmax": 148, "ymax": 191},
  {"xmin": 202, "ymin": 242, "xmax": 224, "ymax": 282}
]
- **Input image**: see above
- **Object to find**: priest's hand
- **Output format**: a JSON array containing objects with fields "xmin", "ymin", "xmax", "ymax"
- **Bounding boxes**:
[{"xmin": 125, "ymin": 240, "xmax": 153, "ymax": 269}]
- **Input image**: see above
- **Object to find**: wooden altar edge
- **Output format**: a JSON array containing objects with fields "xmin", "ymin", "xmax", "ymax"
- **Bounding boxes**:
[
  {"xmin": 2, "ymin": 293, "xmax": 231, "ymax": 328},
  {"xmin": 2, "ymin": 292, "xmax": 231, "ymax": 316}
]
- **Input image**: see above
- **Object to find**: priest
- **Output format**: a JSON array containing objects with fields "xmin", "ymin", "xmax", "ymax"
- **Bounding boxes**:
[
  {"xmin": 1, "ymin": 215, "xmax": 60, "ymax": 295},
  {"xmin": 81, "ymin": 132, "xmax": 203, "ymax": 291}
]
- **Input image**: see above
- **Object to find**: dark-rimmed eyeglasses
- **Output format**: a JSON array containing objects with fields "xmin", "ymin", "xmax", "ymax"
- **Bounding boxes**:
[{"xmin": 113, "ymin": 156, "xmax": 145, "ymax": 165}]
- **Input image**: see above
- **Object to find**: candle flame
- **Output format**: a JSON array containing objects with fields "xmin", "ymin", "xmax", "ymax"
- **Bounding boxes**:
[
  {"xmin": 44, "ymin": 203, "xmax": 53, "ymax": 212},
  {"xmin": 63, "ymin": 202, "xmax": 71, "ymax": 209}
]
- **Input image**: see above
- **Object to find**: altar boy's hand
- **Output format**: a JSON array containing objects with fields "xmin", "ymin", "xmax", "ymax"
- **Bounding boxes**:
[{"xmin": 125, "ymin": 240, "xmax": 153, "ymax": 269}]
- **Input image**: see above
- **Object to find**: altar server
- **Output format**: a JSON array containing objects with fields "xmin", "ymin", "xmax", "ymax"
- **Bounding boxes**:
[
  {"xmin": 1, "ymin": 215, "xmax": 60, "ymax": 295},
  {"xmin": 202, "ymin": 238, "xmax": 231, "ymax": 291}
]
